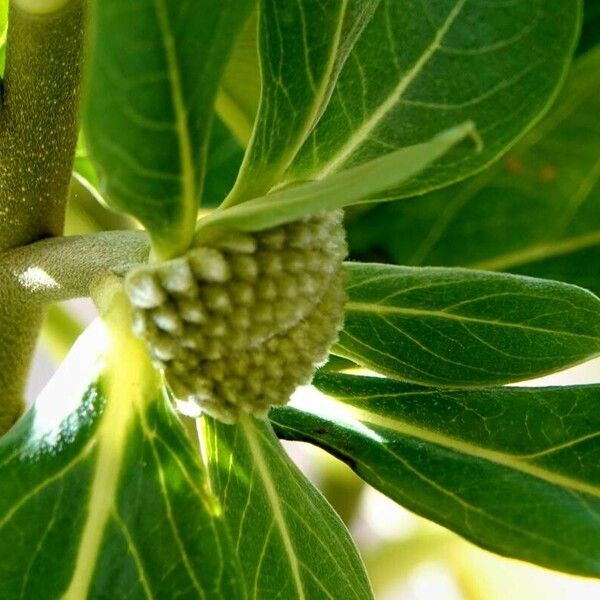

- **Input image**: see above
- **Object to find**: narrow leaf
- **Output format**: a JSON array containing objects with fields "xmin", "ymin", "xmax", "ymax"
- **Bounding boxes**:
[
  {"xmin": 84, "ymin": 0, "xmax": 253, "ymax": 258},
  {"xmin": 346, "ymin": 47, "xmax": 600, "ymax": 295},
  {"xmin": 282, "ymin": 0, "xmax": 581, "ymax": 198},
  {"xmin": 196, "ymin": 122, "xmax": 478, "ymax": 239},
  {"xmin": 271, "ymin": 372, "xmax": 600, "ymax": 577},
  {"xmin": 201, "ymin": 414, "xmax": 374, "ymax": 599},
  {"xmin": 337, "ymin": 263, "xmax": 600, "ymax": 386}
]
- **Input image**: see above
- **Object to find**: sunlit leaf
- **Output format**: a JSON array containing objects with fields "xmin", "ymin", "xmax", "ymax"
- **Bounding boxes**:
[
  {"xmin": 225, "ymin": 0, "xmax": 379, "ymax": 204},
  {"xmin": 271, "ymin": 372, "xmax": 600, "ymax": 577},
  {"xmin": 215, "ymin": 11, "xmax": 260, "ymax": 146},
  {"xmin": 196, "ymin": 122, "xmax": 478, "ymax": 239},
  {"xmin": 0, "ymin": 317, "xmax": 246, "ymax": 599},
  {"xmin": 202, "ymin": 414, "xmax": 374, "ymax": 599},
  {"xmin": 0, "ymin": 0, "xmax": 8, "ymax": 71}
]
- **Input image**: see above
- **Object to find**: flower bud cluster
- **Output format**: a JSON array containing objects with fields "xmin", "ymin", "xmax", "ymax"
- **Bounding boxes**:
[{"xmin": 124, "ymin": 210, "xmax": 347, "ymax": 422}]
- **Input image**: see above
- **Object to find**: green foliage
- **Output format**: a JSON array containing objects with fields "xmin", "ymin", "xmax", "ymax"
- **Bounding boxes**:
[
  {"xmin": 84, "ymin": 0, "xmax": 254, "ymax": 258},
  {"xmin": 336, "ymin": 263, "xmax": 600, "ymax": 386},
  {"xmin": 272, "ymin": 371, "xmax": 600, "ymax": 577},
  {"xmin": 196, "ymin": 122, "xmax": 479, "ymax": 238},
  {"xmin": 204, "ymin": 415, "xmax": 373, "ymax": 598},
  {"xmin": 0, "ymin": 322, "xmax": 247, "ymax": 599},
  {"xmin": 0, "ymin": 0, "xmax": 597, "ymax": 597},
  {"xmin": 0, "ymin": 313, "xmax": 370, "ymax": 598},
  {"xmin": 578, "ymin": 0, "xmax": 600, "ymax": 54},
  {"xmin": 346, "ymin": 47, "xmax": 600, "ymax": 295},
  {"xmin": 279, "ymin": 0, "xmax": 580, "ymax": 197}
]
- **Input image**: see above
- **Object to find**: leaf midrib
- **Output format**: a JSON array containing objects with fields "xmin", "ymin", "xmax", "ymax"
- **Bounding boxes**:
[
  {"xmin": 153, "ymin": 0, "xmax": 196, "ymax": 256},
  {"xmin": 347, "ymin": 407, "xmax": 600, "ymax": 498},
  {"xmin": 344, "ymin": 301, "xmax": 600, "ymax": 342},
  {"xmin": 314, "ymin": 0, "xmax": 468, "ymax": 179},
  {"xmin": 240, "ymin": 417, "xmax": 306, "ymax": 600}
]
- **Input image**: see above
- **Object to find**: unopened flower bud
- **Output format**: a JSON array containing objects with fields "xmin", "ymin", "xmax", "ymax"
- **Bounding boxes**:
[{"xmin": 124, "ymin": 210, "xmax": 347, "ymax": 422}]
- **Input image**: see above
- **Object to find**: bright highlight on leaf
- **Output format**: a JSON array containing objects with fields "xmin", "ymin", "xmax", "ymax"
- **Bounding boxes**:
[{"xmin": 271, "ymin": 371, "xmax": 600, "ymax": 577}]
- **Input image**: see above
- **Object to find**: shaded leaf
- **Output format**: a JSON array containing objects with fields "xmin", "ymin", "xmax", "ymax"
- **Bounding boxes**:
[
  {"xmin": 0, "ymin": 318, "xmax": 246, "ymax": 599},
  {"xmin": 337, "ymin": 263, "xmax": 600, "ymax": 386},
  {"xmin": 215, "ymin": 11, "xmax": 260, "ymax": 146},
  {"xmin": 202, "ymin": 116, "xmax": 245, "ymax": 208},
  {"xmin": 578, "ymin": 0, "xmax": 600, "ymax": 54},
  {"xmin": 271, "ymin": 372, "xmax": 600, "ymax": 577},
  {"xmin": 201, "ymin": 414, "xmax": 374, "ymax": 599},
  {"xmin": 346, "ymin": 47, "xmax": 600, "ymax": 295},
  {"xmin": 85, "ymin": 0, "xmax": 253, "ymax": 258},
  {"xmin": 282, "ymin": 0, "xmax": 580, "ymax": 199}
]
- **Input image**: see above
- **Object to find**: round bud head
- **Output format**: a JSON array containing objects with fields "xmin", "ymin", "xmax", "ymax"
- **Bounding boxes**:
[{"xmin": 124, "ymin": 210, "xmax": 347, "ymax": 422}]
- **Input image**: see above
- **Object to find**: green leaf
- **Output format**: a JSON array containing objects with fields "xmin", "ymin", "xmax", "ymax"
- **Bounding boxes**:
[
  {"xmin": 73, "ymin": 133, "xmax": 100, "ymax": 192},
  {"xmin": 201, "ymin": 414, "xmax": 374, "ymax": 599},
  {"xmin": 280, "ymin": 0, "xmax": 581, "ymax": 198},
  {"xmin": 215, "ymin": 11, "xmax": 260, "ymax": 146},
  {"xmin": 196, "ymin": 121, "xmax": 479, "ymax": 239},
  {"xmin": 224, "ymin": 0, "xmax": 380, "ymax": 205},
  {"xmin": 0, "ymin": 317, "xmax": 247, "ymax": 599},
  {"xmin": 346, "ymin": 47, "xmax": 600, "ymax": 296},
  {"xmin": 84, "ymin": 0, "xmax": 253, "ymax": 258},
  {"xmin": 202, "ymin": 116, "xmax": 245, "ymax": 208},
  {"xmin": 270, "ymin": 372, "xmax": 600, "ymax": 577},
  {"xmin": 337, "ymin": 263, "xmax": 600, "ymax": 386}
]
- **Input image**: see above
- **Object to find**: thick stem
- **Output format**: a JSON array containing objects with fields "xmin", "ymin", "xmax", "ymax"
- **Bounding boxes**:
[
  {"xmin": 0, "ymin": 0, "xmax": 85, "ymax": 249},
  {"xmin": 0, "ymin": 0, "xmax": 86, "ymax": 432},
  {"xmin": 0, "ymin": 230, "xmax": 150, "ymax": 305}
]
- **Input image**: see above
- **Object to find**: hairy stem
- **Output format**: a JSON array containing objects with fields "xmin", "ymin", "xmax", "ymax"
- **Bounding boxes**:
[
  {"xmin": 0, "ymin": 0, "xmax": 85, "ymax": 249},
  {"xmin": 0, "ymin": 230, "xmax": 150, "ymax": 305},
  {"xmin": 0, "ymin": 0, "xmax": 86, "ymax": 431}
]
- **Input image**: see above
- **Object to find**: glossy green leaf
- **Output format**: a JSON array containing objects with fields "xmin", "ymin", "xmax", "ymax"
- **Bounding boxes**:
[
  {"xmin": 280, "ymin": 0, "xmax": 580, "ymax": 198},
  {"xmin": 196, "ymin": 121, "xmax": 478, "ymax": 240},
  {"xmin": 270, "ymin": 372, "xmax": 600, "ymax": 577},
  {"xmin": 225, "ymin": 0, "xmax": 380, "ymax": 205},
  {"xmin": 84, "ymin": 0, "xmax": 253, "ymax": 258},
  {"xmin": 201, "ymin": 414, "xmax": 374, "ymax": 599},
  {"xmin": 0, "ymin": 318, "xmax": 247, "ymax": 599},
  {"xmin": 347, "ymin": 47, "xmax": 600, "ymax": 295},
  {"xmin": 336, "ymin": 263, "xmax": 600, "ymax": 386}
]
